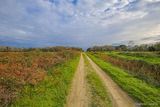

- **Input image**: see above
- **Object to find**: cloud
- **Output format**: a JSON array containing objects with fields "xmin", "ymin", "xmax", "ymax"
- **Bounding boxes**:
[{"xmin": 0, "ymin": 0, "xmax": 160, "ymax": 49}]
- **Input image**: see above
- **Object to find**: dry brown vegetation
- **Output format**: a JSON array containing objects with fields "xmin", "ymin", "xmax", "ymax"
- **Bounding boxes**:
[{"xmin": 0, "ymin": 48, "xmax": 80, "ymax": 106}]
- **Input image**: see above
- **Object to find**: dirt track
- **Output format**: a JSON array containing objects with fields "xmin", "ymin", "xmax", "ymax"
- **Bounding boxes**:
[
  {"xmin": 86, "ymin": 55, "xmax": 136, "ymax": 107},
  {"xmin": 66, "ymin": 53, "xmax": 136, "ymax": 107},
  {"xmin": 65, "ymin": 54, "xmax": 88, "ymax": 107}
]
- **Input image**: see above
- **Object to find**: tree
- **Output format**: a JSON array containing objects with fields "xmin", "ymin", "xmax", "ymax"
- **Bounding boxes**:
[{"xmin": 148, "ymin": 46, "xmax": 156, "ymax": 51}]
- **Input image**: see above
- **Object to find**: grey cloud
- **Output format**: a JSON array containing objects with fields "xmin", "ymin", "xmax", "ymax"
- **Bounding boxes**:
[{"xmin": 0, "ymin": 0, "xmax": 160, "ymax": 49}]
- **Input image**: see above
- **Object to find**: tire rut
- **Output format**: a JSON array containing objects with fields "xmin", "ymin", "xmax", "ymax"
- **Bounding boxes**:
[{"xmin": 86, "ymin": 54, "xmax": 136, "ymax": 107}]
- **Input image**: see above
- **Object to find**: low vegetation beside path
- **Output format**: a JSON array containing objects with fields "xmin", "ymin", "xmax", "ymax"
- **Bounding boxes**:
[
  {"xmin": 11, "ymin": 54, "xmax": 80, "ymax": 107},
  {"xmin": 87, "ymin": 53, "xmax": 160, "ymax": 107},
  {"xmin": 0, "ymin": 47, "xmax": 81, "ymax": 107},
  {"xmin": 93, "ymin": 52, "xmax": 160, "ymax": 86}
]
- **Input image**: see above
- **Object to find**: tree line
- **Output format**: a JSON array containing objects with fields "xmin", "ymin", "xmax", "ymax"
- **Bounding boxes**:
[
  {"xmin": 87, "ymin": 42, "xmax": 160, "ymax": 52},
  {"xmin": 0, "ymin": 46, "xmax": 82, "ymax": 52}
]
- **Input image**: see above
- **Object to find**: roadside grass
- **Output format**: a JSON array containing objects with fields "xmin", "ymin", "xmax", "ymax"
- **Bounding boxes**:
[
  {"xmin": 0, "ymin": 51, "xmax": 80, "ymax": 106},
  {"xmin": 11, "ymin": 55, "xmax": 80, "ymax": 107},
  {"xmin": 100, "ymin": 52, "xmax": 160, "ymax": 86},
  {"xmin": 83, "ymin": 54, "xmax": 112, "ymax": 107},
  {"xmin": 87, "ymin": 53, "xmax": 160, "ymax": 107}
]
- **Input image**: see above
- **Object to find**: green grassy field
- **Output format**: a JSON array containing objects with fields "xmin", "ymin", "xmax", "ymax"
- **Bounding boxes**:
[
  {"xmin": 87, "ymin": 53, "xmax": 160, "ymax": 107},
  {"xmin": 11, "ymin": 55, "xmax": 80, "ymax": 107},
  {"xmin": 83, "ymin": 54, "xmax": 112, "ymax": 107},
  {"xmin": 94, "ymin": 51, "xmax": 160, "ymax": 86},
  {"xmin": 106, "ymin": 51, "xmax": 160, "ymax": 65}
]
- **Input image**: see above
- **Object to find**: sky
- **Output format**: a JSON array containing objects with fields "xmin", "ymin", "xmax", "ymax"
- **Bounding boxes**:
[{"xmin": 0, "ymin": 0, "xmax": 160, "ymax": 49}]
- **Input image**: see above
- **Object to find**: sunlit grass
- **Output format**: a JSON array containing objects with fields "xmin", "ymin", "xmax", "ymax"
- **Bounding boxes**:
[
  {"xmin": 11, "ymin": 55, "xmax": 80, "ymax": 107},
  {"xmin": 106, "ymin": 51, "xmax": 160, "ymax": 65},
  {"xmin": 87, "ymin": 53, "xmax": 160, "ymax": 107}
]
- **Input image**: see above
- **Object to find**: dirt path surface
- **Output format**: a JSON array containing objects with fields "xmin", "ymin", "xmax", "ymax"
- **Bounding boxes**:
[
  {"xmin": 65, "ymin": 54, "xmax": 88, "ymax": 107},
  {"xmin": 86, "ymin": 55, "xmax": 136, "ymax": 107}
]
